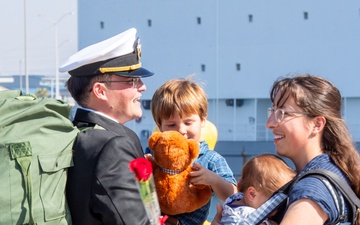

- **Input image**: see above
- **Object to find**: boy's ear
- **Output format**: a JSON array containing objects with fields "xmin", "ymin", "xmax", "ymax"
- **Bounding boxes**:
[
  {"xmin": 201, "ymin": 117, "xmax": 207, "ymax": 128},
  {"xmin": 156, "ymin": 124, "xmax": 163, "ymax": 132}
]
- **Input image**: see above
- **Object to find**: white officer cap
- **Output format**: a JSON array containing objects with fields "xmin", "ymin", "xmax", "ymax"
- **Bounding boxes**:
[{"xmin": 59, "ymin": 28, "xmax": 154, "ymax": 77}]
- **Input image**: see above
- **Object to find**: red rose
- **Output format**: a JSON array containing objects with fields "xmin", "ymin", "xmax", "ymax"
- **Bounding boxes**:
[{"xmin": 129, "ymin": 158, "xmax": 153, "ymax": 182}]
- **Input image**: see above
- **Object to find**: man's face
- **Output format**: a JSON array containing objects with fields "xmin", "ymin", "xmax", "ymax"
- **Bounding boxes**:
[{"xmin": 104, "ymin": 75, "xmax": 146, "ymax": 124}]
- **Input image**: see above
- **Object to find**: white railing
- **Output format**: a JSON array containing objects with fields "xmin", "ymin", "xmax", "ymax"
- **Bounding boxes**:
[{"xmin": 216, "ymin": 123, "xmax": 360, "ymax": 142}]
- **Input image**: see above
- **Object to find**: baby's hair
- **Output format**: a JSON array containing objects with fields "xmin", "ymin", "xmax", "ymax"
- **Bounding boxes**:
[{"xmin": 238, "ymin": 154, "xmax": 296, "ymax": 196}]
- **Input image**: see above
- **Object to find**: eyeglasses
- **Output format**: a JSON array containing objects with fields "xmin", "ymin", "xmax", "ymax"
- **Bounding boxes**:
[
  {"xmin": 267, "ymin": 107, "xmax": 310, "ymax": 123},
  {"xmin": 100, "ymin": 78, "xmax": 142, "ymax": 89}
]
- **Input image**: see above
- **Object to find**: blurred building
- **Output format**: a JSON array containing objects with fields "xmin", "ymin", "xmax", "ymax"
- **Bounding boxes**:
[
  {"xmin": 75, "ymin": 0, "xmax": 360, "ymax": 174},
  {"xmin": 0, "ymin": 74, "xmax": 72, "ymax": 100}
]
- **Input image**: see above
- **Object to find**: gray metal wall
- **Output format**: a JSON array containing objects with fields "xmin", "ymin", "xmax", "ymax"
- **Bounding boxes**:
[{"xmin": 78, "ymin": 0, "xmax": 360, "ymax": 142}]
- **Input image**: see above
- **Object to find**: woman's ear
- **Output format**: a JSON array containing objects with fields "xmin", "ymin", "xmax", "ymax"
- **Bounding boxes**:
[{"xmin": 312, "ymin": 115, "xmax": 326, "ymax": 135}]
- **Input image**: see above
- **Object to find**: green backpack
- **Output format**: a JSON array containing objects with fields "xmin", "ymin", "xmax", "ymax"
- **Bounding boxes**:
[{"xmin": 0, "ymin": 90, "xmax": 79, "ymax": 225}]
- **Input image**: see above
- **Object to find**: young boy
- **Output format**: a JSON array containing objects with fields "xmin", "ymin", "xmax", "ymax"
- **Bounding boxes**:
[
  {"xmin": 221, "ymin": 154, "xmax": 296, "ymax": 225},
  {"xmin": 149, "ymin": 77, "xmax": 237, "ymax": 225}
]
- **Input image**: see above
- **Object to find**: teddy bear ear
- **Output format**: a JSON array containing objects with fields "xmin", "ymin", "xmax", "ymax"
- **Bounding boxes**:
[
  {"xmin": 188, "ymin": 139, "xmax": 200, "ymax": 159},
  {"xmin": 148, "ymin": 132, "xmax": 162, "ymax": 151}
]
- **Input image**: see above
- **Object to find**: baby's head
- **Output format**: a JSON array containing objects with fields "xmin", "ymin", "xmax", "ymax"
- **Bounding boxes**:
[
  {"xmin": 238, "ymin": 154, "xmax": 296, "ymax": 208},
  {"xmin": 151, "ymin": 77, "xmax": 208, "ymax": 141}
]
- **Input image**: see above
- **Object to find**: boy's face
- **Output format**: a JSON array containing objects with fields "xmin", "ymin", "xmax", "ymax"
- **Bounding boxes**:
[{"xmin": 159, "ymin": 113, "xmax": 206, "ymax": 142}]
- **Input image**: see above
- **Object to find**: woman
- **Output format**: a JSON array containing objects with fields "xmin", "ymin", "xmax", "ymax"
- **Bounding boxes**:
[{"xmin": 212, "ymin": 74, "xmax": 360, "ymax": 225}]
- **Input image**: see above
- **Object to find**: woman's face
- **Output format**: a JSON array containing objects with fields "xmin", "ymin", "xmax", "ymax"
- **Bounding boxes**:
[{"xmin": 266, "ymin": 93, "xmax": 313, "ymax": 161}]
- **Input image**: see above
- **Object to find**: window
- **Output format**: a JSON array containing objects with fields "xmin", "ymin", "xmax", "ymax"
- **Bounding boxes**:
[
  {"xmin": 201, "ymin": 64, "xmax": 206, "ymax": 72},
  {"xmin": 236, "ymin": 63, "xmax": 241, "ymax": 71},
  {"xmin": 100, "ymin": 21, "xmax": 104, "ymax": 29},
  {"xmin": 249, "ymin": 14, "xmax": 253, "ymax": 22},
  {"xmin": 304, "ymin": 12, "xmax": 308, "ymax": 20},
  {"xmin": 148, "ymin": 19, "xmax": 152, "ymax": 27},
  {"xmin": 197, "ymin": 17, "xmax": 201, "ymax": 25}
]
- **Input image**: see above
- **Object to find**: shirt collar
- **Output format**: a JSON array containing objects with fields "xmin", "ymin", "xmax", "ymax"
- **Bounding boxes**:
[
  {"xmin": 199, "ymin": 141, "xmax": 209, "ymax": 155},
  {"xmin": 81, "ymin": 107, "xmax": 118, "ymax": 123}
]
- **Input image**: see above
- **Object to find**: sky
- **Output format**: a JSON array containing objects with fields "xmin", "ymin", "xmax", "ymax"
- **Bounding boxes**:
[{"xmin": 0, "ymin": 0, "xmax": 77, "ymax": 76}]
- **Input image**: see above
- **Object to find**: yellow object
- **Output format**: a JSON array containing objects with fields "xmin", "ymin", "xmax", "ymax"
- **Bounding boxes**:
[
  {"xmin": 200, "ymin": 120, "xmax": 218, "ymax": 150},
  {"xmin": 152, "ymin": 120, "xmax": 218, "ymax": 150}
]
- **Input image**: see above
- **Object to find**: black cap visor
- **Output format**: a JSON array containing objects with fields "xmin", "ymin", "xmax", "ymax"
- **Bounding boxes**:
[{"xmin": 112, "ymin": 67, "xmax": 154, "ymax": 78}]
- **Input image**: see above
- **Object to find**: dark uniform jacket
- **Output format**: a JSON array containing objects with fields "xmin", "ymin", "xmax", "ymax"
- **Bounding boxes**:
[{"xmin": 66, "ymin": 108, "xmax": 151, "ymax": 225}]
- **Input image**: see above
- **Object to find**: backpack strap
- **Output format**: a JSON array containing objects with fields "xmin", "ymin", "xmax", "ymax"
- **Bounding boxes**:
[
  {"xmin": 298, "ymin": 169, "xmax": 360, "ymax": 225},
  {"xmin": 9, "ymin": 142, "xmax": 36, "ymax": 225},
  {"xmin": 239, "ymin": 191, "xmax": 289, "ymax": 225}
]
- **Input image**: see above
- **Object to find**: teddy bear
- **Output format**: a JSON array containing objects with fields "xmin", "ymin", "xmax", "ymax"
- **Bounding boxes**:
[{"xmin": 147, "ymin": 130, "xmax": 212, "ymax": 215}]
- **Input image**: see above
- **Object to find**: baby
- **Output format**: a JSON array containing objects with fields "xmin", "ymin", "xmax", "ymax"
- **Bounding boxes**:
[{"xmin": 221, "ymin": 154, "xmax": 296, "ymax": 225}]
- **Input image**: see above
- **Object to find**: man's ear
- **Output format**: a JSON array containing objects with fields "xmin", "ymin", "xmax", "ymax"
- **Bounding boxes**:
[{"xmin": 92, "ymin": 82, "xmax": 107, "ymax": 101}]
